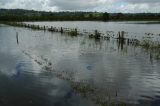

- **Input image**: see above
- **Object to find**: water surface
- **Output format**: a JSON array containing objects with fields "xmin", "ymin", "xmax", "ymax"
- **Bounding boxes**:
[
  {"xmin": 1, "ymin": 22, "xmax": 160, "ymax": 106},
  {"xmin": 0, "ymin": 25, "xmax": 96, "ymax": 106},
  {"xmin": 25, "ymin": 21, "xmax": 160, "ymax": 34}
]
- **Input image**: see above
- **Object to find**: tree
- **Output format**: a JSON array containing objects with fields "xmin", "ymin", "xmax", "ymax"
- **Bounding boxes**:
[
  {"xmin": 116, "ymin": 13, "xmax": 124, "ymax": 20},
  {"xmin": 102, "ymin": 12, "xmax": 109, "ymax": 21}
]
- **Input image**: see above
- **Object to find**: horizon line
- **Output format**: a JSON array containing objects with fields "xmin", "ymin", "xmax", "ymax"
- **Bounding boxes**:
[{"xmin": 1, "ymin": 8, "xmax": 160, "ymax": 14}]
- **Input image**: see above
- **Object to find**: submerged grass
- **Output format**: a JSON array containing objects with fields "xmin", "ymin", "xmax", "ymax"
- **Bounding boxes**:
[
  {"xmin": 140, "ymin": 40, "xmax": 160, "ymax": 49},
  {"xmin": 69, "ymin": 29, "xmax": 78, "ymax": 36},
  {"xmin": 21, "ymin": 49, "xmax": 130, "ymax": 106},
  {"xmin": 5, "ymin": 21, "xmax": 160, "ymax": 106}
]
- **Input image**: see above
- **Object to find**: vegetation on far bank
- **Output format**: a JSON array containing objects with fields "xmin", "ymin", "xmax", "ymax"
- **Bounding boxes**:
[{"xmin": 0, "ymin": 9, "xmax": 160, "ymax": 21}]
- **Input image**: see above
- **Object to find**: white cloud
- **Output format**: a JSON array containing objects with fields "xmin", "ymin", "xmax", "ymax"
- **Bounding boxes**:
[
  {"xmin": 120, "ymin": 0, "xmax": 160, "ymax": 4},
  {"xmin": 0, "ymin": 0, "xmax": 160, "ymax": 13},
  {"xmin": 0, "ymin": 0, "xmax": 58, "ymax": 11},
  {"xmin": 116, "ymin": 4, "xmax": 150, "ymax": 13}
]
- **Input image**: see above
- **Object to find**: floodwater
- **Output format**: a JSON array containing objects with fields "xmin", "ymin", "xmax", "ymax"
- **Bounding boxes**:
[
  {"xmin": 0, "ymin": 25, "xmax": 96, "ymax": 106},
  {"xmin": 1, "ymin": 21, "xmax": 160, "ymax": 106},
  {"xmin": 25, "ymin": 21, "xmax": 160, "ymax": 34}
]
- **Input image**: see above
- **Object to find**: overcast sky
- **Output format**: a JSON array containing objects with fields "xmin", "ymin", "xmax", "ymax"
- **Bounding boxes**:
[{"xmin": 0, "ymin": 0, "xmax": 160, "ymax": 13}]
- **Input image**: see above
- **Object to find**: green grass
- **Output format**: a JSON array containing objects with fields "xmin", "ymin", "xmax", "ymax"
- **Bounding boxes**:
[
  {"xmin": 69, "ymin": 29, "xmax": 78, "ymax": 36},
  {"xmin": 140, "ymin": 39, "xmax": 160, "ymax": 49}
]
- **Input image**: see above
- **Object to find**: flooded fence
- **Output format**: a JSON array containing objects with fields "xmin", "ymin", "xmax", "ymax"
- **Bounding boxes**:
[
  {"xmin": 21, "ymin": 49, "xmax": 129, "ymax": 106},
  {"xmin": 4, "ymin": 22, "xmax": 160, "ymax": 49},
  {"xmin": 2, "ymin": 22, "xmax": 160, "ymax": 105}
]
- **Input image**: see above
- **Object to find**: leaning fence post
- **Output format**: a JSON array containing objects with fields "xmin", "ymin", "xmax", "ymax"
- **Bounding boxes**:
[{"xmin": 16, "ymin": 32, "xmax": 19, "ymax": 45}]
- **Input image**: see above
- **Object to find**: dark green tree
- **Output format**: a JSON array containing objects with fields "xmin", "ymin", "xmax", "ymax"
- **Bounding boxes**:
[{"xmin": 102, "ymin": 12, "xmax": 109, "ymax": 21}]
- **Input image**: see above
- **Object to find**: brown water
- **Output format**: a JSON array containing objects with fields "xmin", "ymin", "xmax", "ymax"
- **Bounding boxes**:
[{"xmin": 1, "ymin": 22, "xmax": 160, "ymax": 106}]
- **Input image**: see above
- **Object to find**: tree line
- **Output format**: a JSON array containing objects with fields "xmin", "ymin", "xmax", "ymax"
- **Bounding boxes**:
[{"xmin": 0, "ymin": 9, "xmax": 160, "ymax": 21}]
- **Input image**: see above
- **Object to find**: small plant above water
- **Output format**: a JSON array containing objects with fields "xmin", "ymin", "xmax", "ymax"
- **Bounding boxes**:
[
  {"xmin": 69, "ymin": 29, "xmax": 78, "ymax": 36},
  {"xmin": 140, "ymin": 39, "xmax": 160, "ymax": 49}
]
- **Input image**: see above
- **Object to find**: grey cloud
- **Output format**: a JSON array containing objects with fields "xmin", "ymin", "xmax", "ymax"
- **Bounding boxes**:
[
  {"xmin": 0, "ymin": 0, "xmax": 12, "ymax": 4},
  {"xmin": 118, "ymin": 0, "xmax": 160, "ymax": 12},
  {"xmin": 48, "ymin": 0, "xmax": 105, "ymax": 10},
  {"xmin": 121, "ymin": 0, "xmax": 160, "ymax": 4},
  {"xmin": 0, "ymin": 0, "xmax": 160, "ymax": 12},
  {"xmin": 0, "ymin": 0, "xmax": 49, "ymax": 11}
]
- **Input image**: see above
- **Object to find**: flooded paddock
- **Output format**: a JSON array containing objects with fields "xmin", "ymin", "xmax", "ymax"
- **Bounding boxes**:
[{"xmin": 1, "ymin": 21, "xmax": 160, "ymax": 106}]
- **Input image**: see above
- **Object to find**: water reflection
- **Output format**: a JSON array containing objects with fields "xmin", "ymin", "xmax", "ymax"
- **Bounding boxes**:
[
  {"xmin": 1, "ymin": 24, "xmax": 160, "ymax": 106},
  {"xmin": 0, "ymin": 25, "xmax": 96, "ymax": 106},
  {"xmin": 0, "ymin": 71, "xmax": 95, "ymax": 106}
]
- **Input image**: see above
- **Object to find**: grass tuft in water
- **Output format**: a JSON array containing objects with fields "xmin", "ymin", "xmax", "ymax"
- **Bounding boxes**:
[
  {"xmin": 140, "ymin": 39, "xmax": 160, "ymax": 49},
  {"xmin": 69, "ymin": 29, "xmax": 78, "ymax": 36}
]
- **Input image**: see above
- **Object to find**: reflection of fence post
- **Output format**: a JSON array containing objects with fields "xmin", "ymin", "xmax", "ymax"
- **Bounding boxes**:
[
  {"xmin": 16, "ymin": 32, "xmax": 19, "ymax": 45},
  {"xmin": 60, "ymin": 27, "xmax": 63, "ymax": 33}
]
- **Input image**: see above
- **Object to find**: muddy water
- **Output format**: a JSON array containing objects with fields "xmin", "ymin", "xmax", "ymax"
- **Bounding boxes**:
[{"xmin": 1, "ymin": 23, "xmax": 160, "ymax": 106}]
